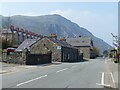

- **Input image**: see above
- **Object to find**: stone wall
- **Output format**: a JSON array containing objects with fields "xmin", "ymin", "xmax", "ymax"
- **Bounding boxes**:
[
  {"xmin": 77, "ymin": 47, "xmax": 91, "ymax": 59},
  {"xmin": 61, "ymin": 47, "xmax": 79, "ymax": 62},
  {"xmin": 2, "ymin": 52, "xmax": 26, "ymax": 64},
  {"xmin": 2, "ymin": 50, "xmax": 52, "ymax": 65}
]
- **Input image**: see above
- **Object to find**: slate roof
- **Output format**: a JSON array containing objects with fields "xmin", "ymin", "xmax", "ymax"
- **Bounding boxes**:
[
  {"xmin": 49, "ymin": 38, "xmax": 76, "ymax": 49},
  {"xmin": 64, "ymin": 37, "xmax": 93, "ymax": 47},
  {"xmin": 15, "ymin": 39, "xmax": 39, "ymax": 52},
  {"xmin": 1, "ymin": 29, "xmax": 12, "ymax": 33},
  {"xmin": 29, "ymin": 37, "xmax": 77, "ymax": 49}
]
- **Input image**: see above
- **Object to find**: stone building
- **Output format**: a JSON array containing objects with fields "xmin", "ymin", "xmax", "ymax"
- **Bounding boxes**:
[
  {"xmin": 61, "ymin": 37, "xmax": 94, "ymax": 59},
  {"xmin": 1, "ymin": 29, "xmax": 13, "ymax": 43},
  {"xmin": 15, "ymin": 39, "xmax": 38, "ymax": 52},
  {"xmin": 30, "ymin": 37, "xmax": 80, "ymax": 62}
]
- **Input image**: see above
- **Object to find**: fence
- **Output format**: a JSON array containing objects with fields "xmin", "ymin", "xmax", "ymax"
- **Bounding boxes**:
[{"xmin": 26, "ymin": 53, "xmax": 52, "ymax": 65}]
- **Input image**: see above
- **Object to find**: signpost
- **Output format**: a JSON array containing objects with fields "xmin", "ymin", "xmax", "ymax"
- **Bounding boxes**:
[
  {"xmin": 57, "ymin": 46, "xmax": 62, "ymax": 50},
  {"xmin": 111, "ymin": 33, "xmax": 119, "ymax": 63}
]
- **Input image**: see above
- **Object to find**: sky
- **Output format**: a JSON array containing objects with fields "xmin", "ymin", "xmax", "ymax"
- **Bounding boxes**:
[{"xmin": 1, "ymin": 2, "xmax": 118, "ymax": 46}]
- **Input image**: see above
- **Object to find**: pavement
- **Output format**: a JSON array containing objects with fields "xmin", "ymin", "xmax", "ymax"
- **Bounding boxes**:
[
  {"xmin": 105, "ymin": 58, "xmax": 118, "ymax": 88},
  {"xmin": 1, "ymin": 58, "xmax": 118, "ymax": 88},
  {"xmin": 0, "ymin": 62, "xmax": 62, "ymax": 74}
]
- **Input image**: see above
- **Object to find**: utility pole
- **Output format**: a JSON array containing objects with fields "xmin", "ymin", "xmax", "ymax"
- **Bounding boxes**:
[
  {"xmin": 118, "ymin": 34, "xmax": 120, "ymax": 63},
  {"xmin": 5, "ymin": 16, "xmax": 11, "ymax": 48},
  {"xmin": 111, "ymin": 33, "xmax": 119, "ymax": 63}
]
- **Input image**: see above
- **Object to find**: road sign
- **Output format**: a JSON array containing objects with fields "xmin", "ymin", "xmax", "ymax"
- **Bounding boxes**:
[{"xmin": 57, "ymin": 46, "xmax": 62, "ymax": 50}]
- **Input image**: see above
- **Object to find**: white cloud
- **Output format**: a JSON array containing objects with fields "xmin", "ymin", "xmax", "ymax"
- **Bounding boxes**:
[
  {"xmin": 50, "ymin": 9, "xmax": 72, "ymax": 16},
  {"xmin": 2, "ymin": 12, "xmax": 46, "ymax": 17},
  {"xmin": 20, "ymin": 13, "xmax": 43, "ymax": 16}
]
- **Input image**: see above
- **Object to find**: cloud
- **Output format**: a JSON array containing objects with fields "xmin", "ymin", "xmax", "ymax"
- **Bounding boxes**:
[
  {"xmin": 17, "ymin": 13, "xmax": 44, "ymax": 16},
  {"xmin": 1, "ymin": 12, "xmax": 43, "ymax": 17},
  {"xmin": 50, "ymin": 9, "xmax": 72, "ymax": 16}
]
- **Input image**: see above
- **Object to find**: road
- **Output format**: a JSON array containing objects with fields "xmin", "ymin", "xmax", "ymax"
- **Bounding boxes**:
[{"xmin": 2, "ymin": 58, "xmax": 115, "ymax": 88}]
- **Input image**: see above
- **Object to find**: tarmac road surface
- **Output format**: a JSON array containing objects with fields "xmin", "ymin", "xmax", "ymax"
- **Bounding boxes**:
[{"xmin": 2, "ymin": 58, "xmax": 116, "ymax": 88}]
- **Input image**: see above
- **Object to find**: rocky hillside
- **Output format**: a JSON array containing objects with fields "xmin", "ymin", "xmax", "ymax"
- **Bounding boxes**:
[{"xmin": 1, "ymin": 14, "xmax": 111, "ymax": 53}]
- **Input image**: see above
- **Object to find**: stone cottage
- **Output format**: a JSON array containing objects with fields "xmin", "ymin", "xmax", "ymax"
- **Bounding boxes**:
[
  {"xmin": 30, "ymin": 37, "xmax": 81, "ymax": 62},
  {"xmin": 60, "ymin": 37, "xmax": 94, "ymax": 59},
  {"xmin": 15, "ymin": 39, "xmax": 38, "ymax": 52}
]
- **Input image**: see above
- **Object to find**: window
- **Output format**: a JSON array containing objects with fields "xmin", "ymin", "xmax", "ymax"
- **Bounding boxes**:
[
  {"xmin": 82, "ymin": 40, "xmax": 85, "ymax": 43},
  {"xmin": 43, "ymin": 44, "xmax": 46, "ymax": 46}
]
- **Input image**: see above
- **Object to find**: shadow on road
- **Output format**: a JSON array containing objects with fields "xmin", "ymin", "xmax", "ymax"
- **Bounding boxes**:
[
  {"xmin": 80, "ymin": 59, "xmax": 89, "ymax": 62},
  {"xmin": 61, "ymin": 59, "xmax": 89, "ymax": 63},
  {"xmin": 32, "ymin": 62, "xmax": 62, "ymax": 67}
]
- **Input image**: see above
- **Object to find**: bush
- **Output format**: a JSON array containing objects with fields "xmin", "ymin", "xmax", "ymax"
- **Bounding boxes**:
[{"xmin": 92, "ymin": 46, "xmax": 100, "ymax": 57}]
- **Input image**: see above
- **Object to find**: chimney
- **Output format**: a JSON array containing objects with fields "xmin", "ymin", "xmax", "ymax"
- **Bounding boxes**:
[
  {"xmin": 78, "ymin": 35, "xmax": 81, "ymax": 37},
  {"xmin": 50, "ymin": 33, "xmax": 57, "ymax": 39}
]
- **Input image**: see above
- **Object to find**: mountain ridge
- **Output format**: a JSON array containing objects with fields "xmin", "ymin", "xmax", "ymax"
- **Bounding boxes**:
[{"xmin": 1, "ymin": 14, "xmax": 112, "ymax": 53}]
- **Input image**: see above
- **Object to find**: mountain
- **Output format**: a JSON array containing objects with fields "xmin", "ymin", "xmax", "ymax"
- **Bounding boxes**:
[{"xmin": 1, "ymin": 14, "xmax": 111, "ymax": 53}]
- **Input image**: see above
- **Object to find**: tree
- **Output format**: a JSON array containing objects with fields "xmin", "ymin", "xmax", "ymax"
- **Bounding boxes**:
[
  {"xmin": 103, "ymin": 50, "xmax": 108, "ymax": 57},
  {"xmin": 92, "ymin": 46, "xmax": 99, "ymax": 57},
  {"xmin": 2, "ymin": 39, "xmax": 10, "ymax": 49}
]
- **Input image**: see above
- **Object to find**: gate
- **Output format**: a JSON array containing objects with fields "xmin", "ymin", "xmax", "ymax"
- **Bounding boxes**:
[{"xmin": 26, "ymin": 53, "xmax": 52, "ymax": 65}]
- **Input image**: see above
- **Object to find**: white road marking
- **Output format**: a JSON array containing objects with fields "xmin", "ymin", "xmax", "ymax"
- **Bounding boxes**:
[
  {"xmin": 16, "ymin": 75, "xmax": 47, "ymax": 87},
  {"xmin": 101, "ymin": 72, "xmax": 104, "ymax": 85},
  {"xmin": 96, "ymin": 72, "xmax": 110, "ymax": 87},
  {"xmin": 110, "ymin": 72, "xmax": 116, "ymax": 88},
  {"xmin": 56, "ymin": 68, "xmax": 68, "ymax": 73}
]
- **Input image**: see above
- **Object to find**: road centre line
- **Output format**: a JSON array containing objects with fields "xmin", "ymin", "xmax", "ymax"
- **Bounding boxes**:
[
  {"xmin": 16, "ymin": 75, "xmax": 47, "ymax": 87},
  {"xmin": 56, "ymin": 68, "xmax": 68, "ymax": 73}
]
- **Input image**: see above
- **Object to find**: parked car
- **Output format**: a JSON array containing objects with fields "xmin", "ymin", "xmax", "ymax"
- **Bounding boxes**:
[
  {"xmin": 7, "ymin": 48, "xmax": 16, "ymax": 52},
  {"xmin": 103, "ymin": 56, "xmax": 106, "ymax": 59},
  {"xmin": 7, "ymin": 48, "xmax": 16, "ymax": 55}
]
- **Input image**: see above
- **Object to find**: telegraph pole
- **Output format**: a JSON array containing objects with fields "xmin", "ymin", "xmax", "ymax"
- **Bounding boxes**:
[
  {"xmin": 5, "ymin": 16, "xmax": 11, "ymax": 48},
  {"xmin": 118, "ymin": 34, "xmax": 120, "ymax": 62},
  {"xmin": 111, "ymin": 33, "xmax": 119, "ymax": 63}
]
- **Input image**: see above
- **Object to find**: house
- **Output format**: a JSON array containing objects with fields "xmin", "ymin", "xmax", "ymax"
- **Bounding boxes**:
[
  {"xmin": 1, "ymin": 29, "xmax": 13, "ymax": 43},
  {"xmin": 30, "ymin": 37, "xmax": 81, "ymax": 62},
  {"xmin": 60, "ymin": 37, "xmax": 94, "ymax": 59},
  {"xmin": 5, "ymin": 38, "xmax": 52, "ymax": 65}
]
